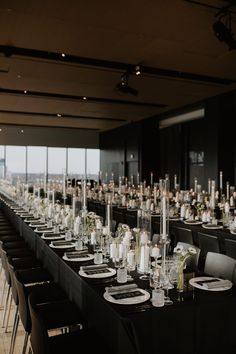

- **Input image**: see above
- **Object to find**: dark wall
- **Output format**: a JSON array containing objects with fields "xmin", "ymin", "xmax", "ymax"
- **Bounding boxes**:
[{"xmin": 99, "ymin": 89, "xmax": 236, "ymax": 190}]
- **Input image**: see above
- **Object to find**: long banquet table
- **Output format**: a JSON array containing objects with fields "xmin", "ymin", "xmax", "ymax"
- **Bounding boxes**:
[{"xmin": 1, "ymin": 198, "xmax": 236, "ymax": 354}]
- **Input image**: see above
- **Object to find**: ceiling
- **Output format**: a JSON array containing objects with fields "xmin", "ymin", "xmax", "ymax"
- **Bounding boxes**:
[{"xmin": 0, "ymin": 0, "xmax": 236, "ymax": 132}]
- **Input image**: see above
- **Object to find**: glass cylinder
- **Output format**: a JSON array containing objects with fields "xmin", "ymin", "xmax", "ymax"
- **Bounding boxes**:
[{"xmin": 159, "ymin": 178, "xmax": 169, "ymax": 241}]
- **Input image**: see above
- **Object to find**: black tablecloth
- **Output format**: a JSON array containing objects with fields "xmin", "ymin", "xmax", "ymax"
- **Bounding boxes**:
[{"xmin": 1, "ymin": 198, "xmax": 236, "ymax": 354}]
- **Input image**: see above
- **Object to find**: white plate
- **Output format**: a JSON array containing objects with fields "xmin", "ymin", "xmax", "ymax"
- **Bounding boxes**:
[
  {"xmin": 202, "ymin": 224, "xmax": 223, "ymax": 230},
  {"xmin": 29, "ymin": 223, "xmax": 47, "ymax": 228},
  {"xmin": 35, "ymin": 228, "xmax": 54, "ymax": 233},
  {"xmin": 49, "ymin": 242, "xmax": 76, "ymax": 249},
  {"xmin": 168, "ymin": 217, "xmax": 180, "ymax": 221},
  {"xmin": 24, "ymin": 218, "xmax": 40, "ymax": 223},
  {"xmin": 62, "ymin": 253, "xmax": 94, "ymax": 262},
  {"xmin": 189, "ymin": 276, "xmax": 232, "ymax": 291},
  {"xmin": 79, "ymin": 267, "xmax": 116, "ymax": 279},
  {"xmin": 41, "ymin": 234, "xmax": 65, "ymax": 240},
  {"xmin": 104, "ymin": 288, "xmax": 150, "ymax": 305},
  {"xmin": 230, "ymin": 229, "xmax": 236, "ymax": 235},
  {"xmin": 183, "ymin": 220, "xmax": 203, "ymax": 225}
]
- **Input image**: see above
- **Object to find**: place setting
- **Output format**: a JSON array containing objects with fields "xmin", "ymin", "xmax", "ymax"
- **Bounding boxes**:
[
  {"xmin": 183, "ymin": 219, "xmax": 203, "ymax": 225},
  {"xmin": 78, "ymin": 264, "xmax": 116, "ymax": 279},
  {"xmin": 201, "ymin": 223, "xmax": 223, "ymax": 230},
  {"xmin": 41, "ymin": 232, "xmax": 66, "ymax": 241},
  {"xmin": 34, "ymin": 226, "xmax": 54, "ymax": 233},
  {"xmin": 103, "ymin": 283, "xmax": 150, "ymax": 305},
  {"xmin": 49, "ymin": 239, "xmax": 76, "ymax": 249},
  {"xmin": 189, "ymin": 276, "xmax": 232, "ymax": 291},
  {"xmin": 62, "ymin": 249, "xmax": 94, "ymax": 262}
]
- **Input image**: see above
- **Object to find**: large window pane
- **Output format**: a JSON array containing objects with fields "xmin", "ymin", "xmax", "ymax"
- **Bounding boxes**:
[
  {"xmin": 86, "ymin": 149, "xmax": 100, "ymax": 180},
  {"xmin": 6, "ymin": 146, "xmax": 26, "ymax": 184},
  {"xmin": 68, "ymin": 148, "xmax": 85, "ymax": 179},
  {"xmin": 27, "ymin": 146, "xmax": 47, "ymax": 186},
  {"xmin": 0, "ymin": 146, "xmax": 5, "ymax": 179},
  {"xmin": 48, "ymin": 147, "xmax": 66, "ymax": 184}
]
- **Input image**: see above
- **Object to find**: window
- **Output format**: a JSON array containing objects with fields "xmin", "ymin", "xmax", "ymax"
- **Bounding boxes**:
[
  {"xmin": 5, "ymin": 146, "xmax": 26, "ymax": 184},
  {"xmin": 48, "ymin": 147, "xmax": 67, "ymax": 183},
  {"xmin": 27, "ymin": 146, "xmax": 47, "ymax": 185},
  {"xmin": 86, "ymin": 149, "xmax": 100, "ymax": 180},
  {"xmin": 0, "ymin": 146, "xmax": 5, "ymax": 179},
  {"xmin": 68, "ymin": 148, "xmax": 85, "ymax": 180}
]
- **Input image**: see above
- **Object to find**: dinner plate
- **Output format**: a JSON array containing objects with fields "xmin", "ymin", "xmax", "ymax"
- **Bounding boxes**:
[
  {"xmin": 29, "ymin": 222, "xmax": 47, "ymax": 228},
  {"xmin": 202, "ymin": 224, "xmax": 223, "ymax": 230},
  {"xmin": 24, "ymin": 218, "xmax": 40, "ymax": 223},
  {"xmin": 79, "ymin": 267, "xmax": 116, "ymax": 279},
  {"xmin": 189, "ymin": 276, "xmax": 232, "ymax": 291},
  {"xmin": 62, "ymin": 253, "xmax": 94, "ymax": 262},
  {"xmin": 35, "ymin": 227, "xmax": 54, "ymax": 233},
  {"xmin": 183, "ymin": 220, "xmax": 203, "ymax": 225},
  {"xmin": 103, "ymin": 288, "xmax": 150, "ymax": 305},
  {"xmin": 230, "ymin": 229, "xmax": 236, "ymax": 235},
  {"xmin": 49, "ymin": 242, "xmax": 76, "ymax": 249},
  {"xmin": 168, "ymin": 217, "xmax": 180, "ymax": 221},
  {"xmin": 41, "ymin": 234, "xmax": 65, "ymax": 240}
]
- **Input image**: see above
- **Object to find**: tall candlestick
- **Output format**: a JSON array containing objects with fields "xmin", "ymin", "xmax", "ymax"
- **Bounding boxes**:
[
  {"xmin": 43, "ymin": 173, "xmax": 47, "ymax": 193},
  {"xmin": 219, "ymin": 171, "xmax": 223, "ymax": 190},
  {"xmin": 82, "ymin": 179, "xmax": 87, "ymax": 210},
  {"xmin": 208, "ymin": 178, "xmax": 211, "ymax": 195},
  {"xmin": 174, "ymin": 174, "xmax": 177, "ymax": 190},
  {"xmin": 150, "ymin": 172, "xmax": 153, "ymax": 187},
  {"xmin": 52, "ymin": 190, "xmax": 55, "ymax": 206},
  {"xmin": 137, "ymin": 172, "xmax": 140, "ymax": 186},
  {"xmin": 211, "ymin": 180, "xmax": 215, "ymax": 210},
  {"xmin": 130, "ymin": 175, "xmax": 134, "ymax": 185},
  {"xmin": 63, "ymin": 174, "xmax": 66, "ymax": 199},
  {"xmin": 162, "ymin": 196, "xmax": 166, "ymax": 237},
  {"xmin": 194, "ymin": 177, "xmax": 197, "ymax": 193},
  {"xmin": 226, "ymin": 181, "xmax": 230, "ymax": 200}
]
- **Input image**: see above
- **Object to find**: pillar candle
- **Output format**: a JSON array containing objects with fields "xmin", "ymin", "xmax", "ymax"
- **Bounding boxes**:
[{"xmin": 219, "ymin": 171, "xmax": 223, "ymax": 190}]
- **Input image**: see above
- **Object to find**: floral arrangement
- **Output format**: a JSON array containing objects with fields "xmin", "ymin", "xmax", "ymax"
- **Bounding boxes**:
[
  {"xmin": 173, "ymin": 244, "xmax": 197, "ymax": 291},
  {"xmin": 116, "ymin": 223, "xmax": 130, "ymax": 238},
  {"xmin": 86, "ymin": 211, "xmax": 97, "ymax": 232}
]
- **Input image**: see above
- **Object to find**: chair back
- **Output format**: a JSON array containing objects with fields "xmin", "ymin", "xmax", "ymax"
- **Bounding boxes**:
[
  {"xmin": 14, "ymin": 270, "xmax": 32, "ymax": 332},
  {"xmin": 204, "ymin": 252, "xmax": 236, "ymax": 282},
  {"xmin": 28, "ymin": 291, "xmax": 50, "ymax": 354},
  {"xmin": 174, "ymin": 227, "xmax": 193, "ymax": 245}
]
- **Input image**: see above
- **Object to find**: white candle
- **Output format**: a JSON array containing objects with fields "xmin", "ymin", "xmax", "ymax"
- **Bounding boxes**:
[
  {"xmin": 137, "ymin": 172, "xmax": 140, "ymax": 185},
  {"xmin": 219, "ymin": 171, "xmax": 223, "ymax": 190},
  {"xmin": 208, "ymin": 178, "xmax": 211, "ymax": 195},
  {"xmin": 83, "ymin": 180, "xmax": 86, "ymax": 209},
  {"xmin": 150, "ymin": 172, "xmax": 153, "ymax": 186},
  {"xmin": 174, "ymin": 174, "xmax": 177, "ymax": 190},
  {"xmin": 194, "ymin": 177, "xmax": 197, "ymax": 193},
  {"xmin": 63, "ymin": 174, "xmax": 66, "ymax": 198},
  {"xmin": 226, "ymin": 182, "xmax": 229, "ymax": 200},
  {"xmin": 72, "ymin": 194, "xmax": 76, "ymax": 218},
  {"xmin": 52, "ymin": 190, "xmax": 55, "ymax": 206},
  {"xmin": 162, "ymin": 196, "xmax": 166, "ymax": 238},
  {"xmin": 151, "ymin": 245, "xmax": 160, "ymax": 258},
  {"xmin": 140, "ymin": 231, "xmax": 148, "ymax": 244}
]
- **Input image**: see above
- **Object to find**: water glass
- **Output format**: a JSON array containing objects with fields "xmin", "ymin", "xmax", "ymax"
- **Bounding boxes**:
[{"xmin": 152, "ymin": 289, "xmax": 164, "ymax": 307}]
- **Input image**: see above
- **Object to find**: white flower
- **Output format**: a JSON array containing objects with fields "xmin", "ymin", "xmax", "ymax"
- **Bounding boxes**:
[
  {"xmin": 188, "ymin": 247, "xmax": 197, "ymax": 255},
  {"xmin": 174, "ymin": 245, "xmax": 183, "ymax": 254}
]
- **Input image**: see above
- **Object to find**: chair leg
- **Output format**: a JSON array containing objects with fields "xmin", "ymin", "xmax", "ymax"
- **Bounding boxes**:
[
  {"xmin": 5, "ymin": 293, "xmax": 13, "ymax": 332},
  {"xmin": 9, "ymin": 309, "xmax": 19, "ymax": 354},
  {"xmin": 2, "ymin": 284, "xmax": 10, "ymax": 327},
  {"xmin": 22, "ymin": 331, "xmax": 29, "ymax": 354},
  {"xmin": 0, "ymin": 278, "xmax": 7, "ymax": 307}
]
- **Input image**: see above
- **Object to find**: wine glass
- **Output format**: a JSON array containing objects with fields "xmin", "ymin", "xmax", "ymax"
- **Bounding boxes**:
[
  {"xmin": 149, "ymin": 267, "xmax": 161, "ymax": 290},
  {"xmin": 162, "ymin": 258, "xmax": 174, "ymax": 305}
]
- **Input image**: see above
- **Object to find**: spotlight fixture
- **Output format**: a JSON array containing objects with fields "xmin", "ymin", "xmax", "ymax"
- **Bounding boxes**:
[
  {"xmin": 115, "ymin": 72, "xmax": 139, "ymax": 96},
  {"xmin": 213, "ymin": 13, "xmax": 236, "ymax": 50},
  {"xmin": 135, "ymin": 65, "xmax": 141, "ymax": 76}
]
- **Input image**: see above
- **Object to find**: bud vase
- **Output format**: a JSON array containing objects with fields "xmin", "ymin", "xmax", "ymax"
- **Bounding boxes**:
[{"xmin": 177, "ymin": 262, "xmax": 184, "ymax": 292}]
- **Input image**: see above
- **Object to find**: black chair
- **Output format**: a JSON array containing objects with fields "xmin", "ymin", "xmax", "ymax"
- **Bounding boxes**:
[
  {"xmin": 197, "ymin": 232, "xmax": 220, "ymax": 271},
  {"xmin": 224, "ymin": 237, "xmax": 236, "ymax": 260},
  {"xmin": 14, "ymin": 270, "xmax": 86, "ymax": 354},
  {"xmin": 28, "ymin": 290, "xmax": 111, "ymax": 354},
  {"xmin": 173, "ymin": 226, "xmax": 193, "ymax": 245},
  {"xmin": 204, "ymin": 252, "xmax": 236, "ymax": 284}
]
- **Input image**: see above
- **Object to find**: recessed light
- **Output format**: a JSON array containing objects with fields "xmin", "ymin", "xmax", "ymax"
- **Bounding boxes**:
[
  {"xmin": 61, "ymin": 53, "xmax": 66, "ymax": 57},
  {"xmin": 0, "ymin": 129, "xmax": 2, "ymax": 132},
  {"xmin": 83, "ymin": 96, "xmax": 87, "ymax": 100},
  {"xmin": 24, "ymin": 90, "xmax": 27, "ymax": 94},
  {"xmin": 17, "ymin": 74, "xmax": 21, "ymax": 79},
  {"xmin": 20, "ymin": 129, "xmax": 24, "ymax": 133},
  {"xmin": 57, "ymin": 113, "xmax": 62, "ymax": 117}
]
